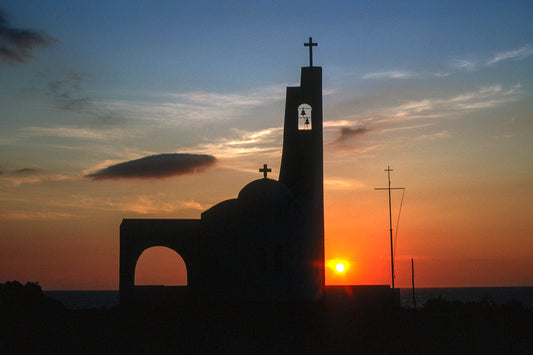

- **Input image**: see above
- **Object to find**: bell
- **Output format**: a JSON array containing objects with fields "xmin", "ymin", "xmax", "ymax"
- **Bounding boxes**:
[
  {"xmin": 300, "ymin": 109, "xmax": 306, "ymax": 116},
  {"xmin": 305, "ymin": 118, "xmax": 310, "ymax": 125}
]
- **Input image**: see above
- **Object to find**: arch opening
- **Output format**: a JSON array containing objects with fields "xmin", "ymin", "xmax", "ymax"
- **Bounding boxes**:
[
  {"xmin": 298, "ymin": 103, "xmax": 312, "ymax": 130},
  {"xmin": 135, "ymin": 246, "xmax": 188, "ymax": 286}
]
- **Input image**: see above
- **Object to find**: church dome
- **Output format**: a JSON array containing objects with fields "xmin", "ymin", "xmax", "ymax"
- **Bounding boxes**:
[{"xmin": 238, "ymin": 178, "xmax": 293, "ymax": 204}]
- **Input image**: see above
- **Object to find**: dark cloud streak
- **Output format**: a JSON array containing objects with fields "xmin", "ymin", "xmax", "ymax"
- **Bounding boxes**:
[
  {"xmin": 86, "ymin": 153, "xmax": 217, "ymax": 180},
  {"xmin": 13, "ymin": 168, "xmax": 41, "ymax": 175},
  {"xmin": 47, "ymin": 71, "xmax": 91, "ymax": 111},
  {"xmin": 44, "ymin": 70, "xmax": 120, "ymax": 124},
  {"xmin": 331, "ymin": 126, "xmax": 371, "ymax": 145},
  {"xmin": 0, "ymin": 10, "xmax": 57, "ymax": 64}
]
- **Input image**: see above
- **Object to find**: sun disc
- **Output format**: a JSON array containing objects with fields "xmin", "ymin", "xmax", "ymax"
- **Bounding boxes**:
[{"xmin": 335, "ymin": 263, "xmax": 345, "ymax": 273}]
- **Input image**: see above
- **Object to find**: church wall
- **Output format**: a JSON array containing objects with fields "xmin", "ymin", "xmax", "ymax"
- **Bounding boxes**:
[{"xmin": 200, "ymin": 196, "xmax": 299, "ymax": 301}]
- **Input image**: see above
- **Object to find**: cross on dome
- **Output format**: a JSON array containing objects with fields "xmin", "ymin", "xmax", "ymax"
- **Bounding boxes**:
[{"xmin": 259, "ymin": 164, "xmax": 272, "ymax": 179}]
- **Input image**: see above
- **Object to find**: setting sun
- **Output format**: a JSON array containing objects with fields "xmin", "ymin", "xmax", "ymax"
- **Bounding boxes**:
[
  {"xmin": 335, "ymin": 263, "xmax": 345, "ymax": 273},
  {"xmin": 327, "ymin": 259, "xmax": 351, "ymax": 278}
]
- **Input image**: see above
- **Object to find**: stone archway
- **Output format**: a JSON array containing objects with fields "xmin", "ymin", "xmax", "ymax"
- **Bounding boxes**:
[{"xmin": 119, "ymin": 219, "xmax": 202, "ymax": 304}]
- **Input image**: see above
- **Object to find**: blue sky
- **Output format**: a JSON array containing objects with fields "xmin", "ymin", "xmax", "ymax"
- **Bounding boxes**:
[
  {"xmin": 1, "ymin": 0, "xmax": 532, "ymax": 288},
  {"xmin": 6, "ymin": 1, "xmax": 533, "ymax": 89}
]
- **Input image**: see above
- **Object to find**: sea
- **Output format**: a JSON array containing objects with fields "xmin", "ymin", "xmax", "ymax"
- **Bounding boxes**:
[{"xmin": 44, "ymin": 287, "xmax": 533, "ymax": 310}]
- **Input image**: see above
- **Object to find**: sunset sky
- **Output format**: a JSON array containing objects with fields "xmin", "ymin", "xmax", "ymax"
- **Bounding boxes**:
[{"xmin": 1, "ymin": 0, "xmax": 532, "ymax": 290}]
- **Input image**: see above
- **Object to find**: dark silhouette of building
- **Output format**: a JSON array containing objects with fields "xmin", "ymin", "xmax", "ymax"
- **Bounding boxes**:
[
  {"xmin": 120, "ymin": 38, "xmax": 324, "ymax": 304},
  {"xmin": 120, "ymin": 39, "xmax": 397, "ymax": 307}
]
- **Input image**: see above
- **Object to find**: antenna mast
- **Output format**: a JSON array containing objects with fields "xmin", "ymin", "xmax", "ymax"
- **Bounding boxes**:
[{"xmin": 375, "ymin": 165, "xmax": 405, "ymax": 291}]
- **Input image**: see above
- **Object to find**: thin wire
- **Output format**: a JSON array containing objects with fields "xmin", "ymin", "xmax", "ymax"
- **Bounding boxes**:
[{"xmin": 393, "ymin": 188, "xmax": 405, "ymax": 263}]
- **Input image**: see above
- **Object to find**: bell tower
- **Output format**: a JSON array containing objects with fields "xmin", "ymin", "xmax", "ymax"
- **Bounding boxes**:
[{"xmin": 279, "ymin": 37, "xmax": 324, "ymax": 299}]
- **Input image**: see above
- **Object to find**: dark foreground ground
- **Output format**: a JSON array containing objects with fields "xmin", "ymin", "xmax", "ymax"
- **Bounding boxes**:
[{"xmin": 1, "ymin": 282, "xmax": 532, "ymax": 354}]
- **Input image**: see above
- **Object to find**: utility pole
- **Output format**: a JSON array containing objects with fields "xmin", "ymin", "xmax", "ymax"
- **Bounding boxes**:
[
  {"xmin": 375, "ymin": 166, "xmax": 404, "ymax": 291},
  {"xmin": 411, "ymin": 258, "xmax": 416, "ymax": 310}
]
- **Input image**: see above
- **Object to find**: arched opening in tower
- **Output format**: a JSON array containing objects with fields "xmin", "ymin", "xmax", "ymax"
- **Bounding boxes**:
[
  {"xmin": 134, "ymin": 246, "xmax": 187, "ymax": 286},
  {"xmin": 298, "ymin": 103, "xmax": 312, "ymax": 130}
]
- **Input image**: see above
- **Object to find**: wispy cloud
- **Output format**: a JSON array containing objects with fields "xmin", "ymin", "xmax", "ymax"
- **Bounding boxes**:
[
  {"xmin": 192, "ymin": 127, "xmax": 283, "ymax": 159},
  {"xmin": 387, "ymin": 84, "xmax": 521, "ymax": 121},
  {"xmin": 0, "ymin": 168, "xmax": 70, "ymax": 186},
  {"xmin": 486, "ymin": 44, "xmax": 533, "ymax": 66},
  {"xmin": 324, "ymin": 178, "xmax": 367, "ymax": 191},
  {"xmin": 362, "ymin": 70, "xmax": 418, "ymax": 80},
  {"xmin": 86, "ymin": 153, "xmax": 216, "ymax": 180},
  {"xmin": 121, "ymin": 197, "xmax": 205, "ymax": 215},
  {"xmin": 132, "ymin": 85, "xmax": 285, "ymax": 125},
  {"xmin": 449, "ymin": 44, "xmax": 533, "ymax": 72},
  {"xmin": 380, "ymin": 123, "xmax": 432, "ymax": 133},
  {"xmin": 324, "ymin": 120, "xmax": 354, "ymax": 128},
  {"xmin": 19, "ymin": 193, "xmax": 206, "ymax": 216},
  {"xmin": 324, "ymin": 83, "xmax": 520, "ymax": 153},
  {"xmin": 0, "ymin": 9, "xmax": 57, "ymax": 64},
  {"xmin": 21, "ymin": 126, "xmax": 130, "ymax": 140},
  {"xmin": 167, "ymin": 85, "xmax": 285, "ymax": 108},
  {"xmin": 450, "ymin": 59, "xmax": 477, "ymax": 71},
  {"xmin": 363, "ymin": 44, "xmax": 533, "ymax": 80},
  {"xmin": 0, "ymin": 211, "xmax": 76, "ymax": 220},
  {"xmin": 415, "ymin": 130, "xmax": 451, "ymax": 141},
  {"xmin": 46, "ymin": 84, "xmax": 287, "ymax": 130},
  {"xmin": 0, "ymin": 190, "xmax": 206, "ymax": 220}
]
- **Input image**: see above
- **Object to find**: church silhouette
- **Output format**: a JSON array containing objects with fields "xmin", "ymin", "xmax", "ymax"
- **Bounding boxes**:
[{"xmin": 120, "ymin": 39, "xmax": 392, "ymax": 306}]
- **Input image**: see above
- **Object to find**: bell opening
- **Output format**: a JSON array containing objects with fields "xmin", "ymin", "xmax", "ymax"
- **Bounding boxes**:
[{"xmin": 298, "ymin": 103, "xmax": 312, "ymax": 131}]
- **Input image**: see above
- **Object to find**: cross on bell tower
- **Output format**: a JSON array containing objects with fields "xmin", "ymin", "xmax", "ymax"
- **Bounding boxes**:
[{"xmin": 304, "ymin": 37, "xmax": 318, "ymax": 67}]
